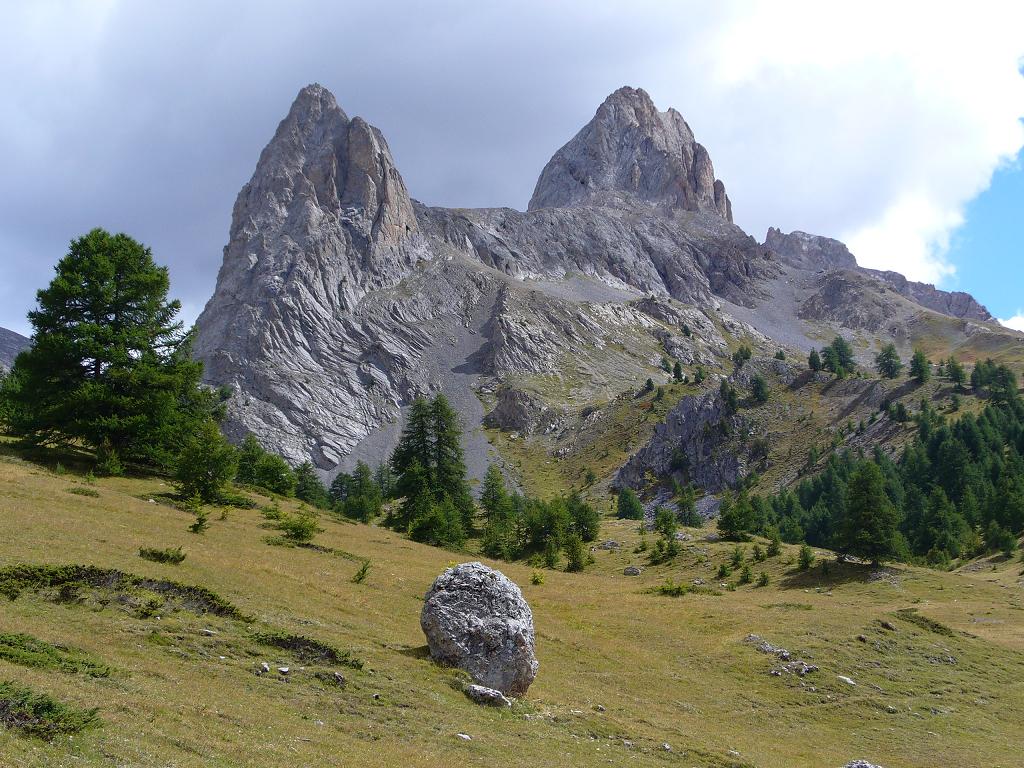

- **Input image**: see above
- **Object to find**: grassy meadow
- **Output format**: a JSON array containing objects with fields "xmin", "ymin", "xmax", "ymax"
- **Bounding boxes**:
[{"xmin": 2, "ymin": 445, "xmax": 1023, "ymax": 767}]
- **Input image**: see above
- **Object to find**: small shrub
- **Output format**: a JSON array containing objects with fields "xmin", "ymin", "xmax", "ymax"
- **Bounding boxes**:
[
  {"xmin": 739, "ymin": 564, "xmax": 753, "ymax": 584},
  {"xmin": 252, "ymin": 630, "xmax": 362, "ymax": 668},
  {"xmin": 654, "ymin": 579, "xmax": 688, "ymax": 597},
  {"xmin": 766, "ymin": 531, "xmax": 782, "ymax": 557},
  {"xmin": 0, "ymin": 680, "xmax": 100, "ymax": 740},
  {"xmin": 756, "ymin": 572, "xmax": 770, "ymax": 587},
  {"xmin": 730, "ymin": 546, "xmax": 745, "ymax": 568},
  {"xmin": 261, "ymin": 503, "xmax": 283, "ymax": 520},
  {"xmin": 616, "ymin": 488, "xmax": 644, "ymax": 520},
  {"xmin": 716, "ymin": 563, "xmax": 731, "ymax": 579},
  {"xmin": 798, "ymin": 544, "xmax": 815, "ymax": 571},
  {"xmin": 895, "ymin": 608, "xmax": 955, "ymax": 637},
  {"xmin": 135, "ymin": 596, "xmax": 163, "ymax": 619},
  {"xmin": 188, "ymin": 508, "xmax": 209, "ymax": 535},
  {"xmin": 564, "ymin": 533, "xmax": 588, "ymax": 572},
  {"xmin": 277, "ymin": 510, "xmax": 321, "ymax": 543},
  {"xmin": 138, "ymin": 546, "xmax": 186, "ymax": 565},
  {"xmin": 351, "ymin": 560, "xmax": 370, "ymax": 584},
  {"xmin": 0, "ymin": 634, "xmax": 109, "ymax": 677},
  {"xmin": 752, "ymin": 544, "xmax": 766, "ymax": 562},
  {"xmin": 530, "ymin": 571, "xmax": 544, "ymax": 585}
]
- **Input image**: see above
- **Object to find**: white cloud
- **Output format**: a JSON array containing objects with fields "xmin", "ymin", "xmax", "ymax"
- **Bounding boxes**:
[
  {"xmin": 999, "ymin": 313, "xmax": 1024, "ymax": 333},
  {"xmin": 678, "ymin": 0, "xmax": 1024, "ymax": 284}
]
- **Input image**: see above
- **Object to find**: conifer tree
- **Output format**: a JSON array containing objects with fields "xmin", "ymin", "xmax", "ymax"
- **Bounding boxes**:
[
  {"xmin": 480, "ymin": 463, "xmax": 508, "ymax": 521},
  {"xmin": 839, "ymin": 462, "xmax": 900, "ymax": 565},
  {"xmin": 910, "ymin": 348, "xmax": 931, "ymax": 384},
  {"xmin": 808, "ymin": 348, "xmax": 822, "ymax": 372},
  {"xmin": 875, "ymin": 343, "xmax": 902, "ymax": 379},
  {"xmin": 946, "ymin": 356, "xmax": 966, "ymax": 390},
  {"xmin": 7, "ymin": 228, "xmax": 219, "ymax": 468}
]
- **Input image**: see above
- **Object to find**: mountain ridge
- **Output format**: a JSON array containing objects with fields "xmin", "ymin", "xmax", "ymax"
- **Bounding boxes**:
[{"xmin": 193, "ymin": 84, "xmax": 1019, "ymax": 483}]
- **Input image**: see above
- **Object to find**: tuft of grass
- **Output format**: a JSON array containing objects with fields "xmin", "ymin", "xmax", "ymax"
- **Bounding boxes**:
[
  {"xmin": 0, "ymin": 680, "xmax": 100, "ymax": 740},
  {"xmin": 0, "ymin": 563, "xmax": 251, "ymax": 620},
  {"xmin": 67, "ymin": 486, "xmax": 100, "ymax": 497},
  {"xmin": 138, "ymin": 546, "xmax": 186, "ymax": 565},
  {"xmin": 0, "ymin": 633, "xmax": 110, "ymax": 677},
  {"xmin": 650, "ymin": 579, "xmax": 722, "ymax": 598},
  {"xmin": 252, "ymin": 631, "xmax": 362, "ymax": 669},
  {"xmin": 351, "ymin": 559, "xmax": 370, "ymax": 584},
  {"xmin": 895, "ymin": 608, "xmax": 956, "ymax": 637}
]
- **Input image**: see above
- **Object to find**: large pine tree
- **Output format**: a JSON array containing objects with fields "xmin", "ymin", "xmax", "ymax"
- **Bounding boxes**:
[
  {"xmin": 838, "ymin": 462, "xmax": 901, "ymax": 565},
  {"xmin": 7, "ymin": 229, "xmax": 219, "ymax": 468}
]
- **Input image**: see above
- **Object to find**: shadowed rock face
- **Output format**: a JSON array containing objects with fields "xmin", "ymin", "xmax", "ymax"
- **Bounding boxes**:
[
  {"xmin": 529, "ymin": 86, "xmax": 732, "ymax": 220},
  {"xmin": 0, "ymin": 327, "xmax": 30, "ymax": 372}
]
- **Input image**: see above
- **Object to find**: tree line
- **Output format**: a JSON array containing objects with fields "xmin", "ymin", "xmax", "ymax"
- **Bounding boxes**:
[{"xmin": 718, "ymin": 375, "xmax": 1023, "ymax": 566}]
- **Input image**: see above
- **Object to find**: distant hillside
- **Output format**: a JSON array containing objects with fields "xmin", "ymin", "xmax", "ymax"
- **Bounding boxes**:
[{"xmin": 0, "ymin": 326, "xmax": 30, "ymax": 371}]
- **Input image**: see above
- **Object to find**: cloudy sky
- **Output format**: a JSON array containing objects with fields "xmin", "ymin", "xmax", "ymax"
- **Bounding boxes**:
[{"xmin": 1, "ymin": 1, "xmax": 1022, "ymax": 336}]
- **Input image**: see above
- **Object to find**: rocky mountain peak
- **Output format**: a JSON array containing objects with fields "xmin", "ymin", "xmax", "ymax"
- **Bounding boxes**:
[{"xmin": 528, "ymin": 86, "xmax": 732, "ymax": 221}]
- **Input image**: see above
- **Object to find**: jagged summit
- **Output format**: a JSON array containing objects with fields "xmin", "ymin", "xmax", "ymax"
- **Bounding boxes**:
[{"xmin": 528, "ymin": 86, "xmax": 732, "ymax": 220}]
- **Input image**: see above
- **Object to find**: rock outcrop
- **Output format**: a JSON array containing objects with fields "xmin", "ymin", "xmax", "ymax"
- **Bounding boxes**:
[
  {"xmin": 865, "ymin": 268, "xmax": 992, "ymax": 321},
  {"xmin": 420, "ymin": 562, "xmax": 538, "ymax": 696},
  {"xmin": 0, "ymin": 327, "xmax": 30, "ymax": 372},
  {"xmin": 765, "ymin": 227, "xmax": 991, "ymax": 322},
  {"xmin": 764, "ymin": 227, "xmax": 857, "ymax": 271},
  {"xmin": 530, "ymin": 87, "xmax": 732, "ymax": 220},
  {"xmin": 616, "ymin": 384, "xmax": 747, "ymax": 493}
]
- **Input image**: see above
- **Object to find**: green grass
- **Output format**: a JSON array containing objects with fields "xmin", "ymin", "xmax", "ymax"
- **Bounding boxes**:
[
  {"xmin": 66, "ymin": 486, "xmax": 100, "ymax": 497},
  {"xmin": 0, "ymin": 634, "xmax": 110, "ymax": 677},
  {"xmin": 2, "ymin": 448, "xmax": 1024, "ymax": 766}
]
